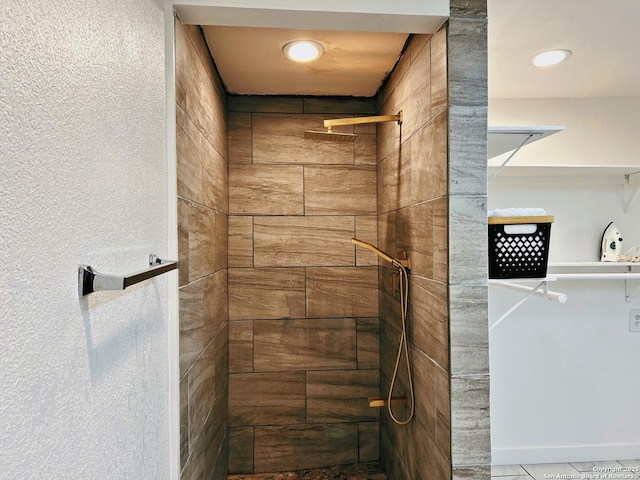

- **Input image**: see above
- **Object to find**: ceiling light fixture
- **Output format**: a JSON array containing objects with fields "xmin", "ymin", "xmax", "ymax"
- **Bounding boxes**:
[
  {"xmin": 532, "ymin": 49, "xmax": 572, "ymax": 67},
  {"xmin": 282, "ymin": 40, "xmax": 324, "ymax": 63}
]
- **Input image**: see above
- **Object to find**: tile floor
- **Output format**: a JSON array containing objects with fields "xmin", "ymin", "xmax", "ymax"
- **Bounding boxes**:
[
  {"xmin": 227, "ymin": 462, "xmax": 387, "ymax": 480},
  {"xmin": 493, "ymin": 459, "xmax": 640, "ymax": 480}
]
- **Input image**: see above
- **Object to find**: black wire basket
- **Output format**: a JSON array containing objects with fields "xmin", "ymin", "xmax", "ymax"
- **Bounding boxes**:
[{"xmin": 488, "ymin": 215, "xmax": 554, "ymax": 279}]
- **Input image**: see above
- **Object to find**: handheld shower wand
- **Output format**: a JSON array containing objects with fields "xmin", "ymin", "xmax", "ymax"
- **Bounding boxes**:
[{"xmin": 351, "ymin": 238, "xmax": 415, "ymax": 425}]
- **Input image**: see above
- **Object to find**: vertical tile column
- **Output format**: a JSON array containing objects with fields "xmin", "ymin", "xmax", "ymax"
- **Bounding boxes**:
[
  {"xmin": 448, "ymin": 1, "xmax": 491, "ymax": 478},
  {"xmin": 376, "ymin": 32, "xmax": 452, "ymax": 480},
  {"xmin": 226, "ymin": 96, "xmax": 382, "ymax": 474},
  {"xmin": 175, "ymin": 19, "xmax": 229, "ymax": 480}
]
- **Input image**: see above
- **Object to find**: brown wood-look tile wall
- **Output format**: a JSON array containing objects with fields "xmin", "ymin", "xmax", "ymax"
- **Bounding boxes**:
[
  {"xmin": 227, "ymin": 96, "xmax": 381, "ymax": 474},
  {"xmin": 176, "ymin": 19, "xmax": 228, "ymax": 480},
  {"xmin": 377, "ymin": 32, "xmax": 452, "ymax": 480}
]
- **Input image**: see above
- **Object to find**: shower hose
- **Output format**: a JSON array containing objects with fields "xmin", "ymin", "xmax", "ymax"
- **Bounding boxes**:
[{"xmin": 387, "ymin": 262, "xmax": 415, "ymax": 425}]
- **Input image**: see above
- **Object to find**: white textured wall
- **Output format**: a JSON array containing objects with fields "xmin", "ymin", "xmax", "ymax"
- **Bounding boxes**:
[
  {"xmin": 489, "ymin": 184, "xmax": 640, "ymax": 464},
  {"xmin": 489, "ymin": 97, "xmax": 640, "ymax": 166},
  {"xmin": 0, "ymin": 1, "xmax": 171, "ymax": 479}
]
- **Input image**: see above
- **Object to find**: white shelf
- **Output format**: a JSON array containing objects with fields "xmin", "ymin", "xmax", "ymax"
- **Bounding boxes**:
[
  {"xmin": 488, "ymin": 126, "xmax": 565, "ymax": 159},
  {"xmin": 549, "ymin": 261, "xmax": 639, "ymax": 267},
  {"xmin": 488, "ymin": 165, "xmax": 640, "ymax": 184}
]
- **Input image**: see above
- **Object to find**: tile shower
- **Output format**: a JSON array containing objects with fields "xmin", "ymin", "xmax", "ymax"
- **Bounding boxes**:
[{"xmin": 176, "ymin": 1, "xmax": 489, "ymax": 478}]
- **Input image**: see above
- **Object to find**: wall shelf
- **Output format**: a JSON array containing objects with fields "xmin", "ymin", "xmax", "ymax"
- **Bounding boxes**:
[
  {"xmin": 487, "ymin": 126, "xmax": 565, "ymax": 182},
  {"xmin": 488, "ymin": 126, "xmax": 565, "ymax": 159},
  {"xmin": 548, "ymin": 262, "xmax": 640, "ymax": 302},
  {"xmin": 488, "ymin": 127, "xmax": 640, "ymax": 330}
]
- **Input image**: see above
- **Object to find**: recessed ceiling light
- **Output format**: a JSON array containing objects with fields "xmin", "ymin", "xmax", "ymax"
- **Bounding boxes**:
[
  {"xmin": 282, "ymin": 40, "xmax": 324, "ymax": 63},
  {"xmin": 532, "ymin": 49, "xmax": 572, "ymax": 67}
]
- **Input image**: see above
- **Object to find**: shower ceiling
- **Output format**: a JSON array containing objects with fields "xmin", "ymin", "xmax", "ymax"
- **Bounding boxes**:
[
  {"xmin": 202, "ymin": 26, "xmax": 409, "ymax": 96},
  {"xmin": 196, "ymin": 0, "xmax": 640, "ymax": 99}
]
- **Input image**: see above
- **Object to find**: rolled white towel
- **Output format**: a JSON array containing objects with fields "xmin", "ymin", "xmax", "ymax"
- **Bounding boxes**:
[
  {"xmin": 488, "ymin": 207, "xmax": 546, "ymax": 217},
  {"xmin": 488, "ymin": 207, "xmax": 547, "ymax": 234}
]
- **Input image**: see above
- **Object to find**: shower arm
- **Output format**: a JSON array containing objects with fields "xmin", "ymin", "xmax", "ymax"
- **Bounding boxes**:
[
  {"xmin": 324, "ymin": 112, "xmax": 402, "ymax": 132},
  {"xmin": 351, "ymin": 238, "xmax": 410, "ymax": 269}
]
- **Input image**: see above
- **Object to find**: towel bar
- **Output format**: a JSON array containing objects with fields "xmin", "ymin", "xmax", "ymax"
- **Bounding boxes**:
[{"xmin": 78, "ymin": 254, "xmax": 178, "ymax": 298}]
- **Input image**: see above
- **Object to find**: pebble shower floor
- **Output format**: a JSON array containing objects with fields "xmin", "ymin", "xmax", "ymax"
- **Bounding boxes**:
[{"xmin": 227, "ymin": 462, "xmax": 387, "ymax": 480}]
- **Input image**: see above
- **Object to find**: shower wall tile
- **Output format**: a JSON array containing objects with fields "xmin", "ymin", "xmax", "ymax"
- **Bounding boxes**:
[
  {"xmin": 378, "ymin": 211, "xmax": 398, "ymax": 261},
  {"xmin": 306, "ymin": 267, "xmax": 378, "ymax": 318},
  {"xmin": 212, "ymin": 438, "xmax": 230, "ymax": 480},
  {"xmin": 176, "ymin": 106, "xmax": 203, "ymax": 204},
  {"xmin": 453, "ymin": 466, "xmax": 491, "ymax": 480},
  {"xmin": 187, "ymin": 201, "xmax": 217, "ymax": 282},
  {"xmin": 377, "ymin": 30, "xmax": 460, "ymax": 480},
  {"xmin": 435, "ymin": 364, "xmax": 452, "ymax": 458},
  {"xmin": 355, "ymin": 216, "xmax": 378, "ymax": 266},
  {"xmin": 229, "ymin": 427, "xmax": 253, "ymax": 474},
  {"xmin": 357, "ymin": 318, "xmax": 380, "ymax": 370},
  {"xmin": 228, "ymin": 216, "xmax": 253, "ymax": 268},
  {"xmin": 228, "ymin": 112, "xmax": 251, "ymax": 164},
  {"xmin": 306, "ymin": 369, "xmax": 380, "ymax": 423},
  {"xmin": 451, "ymin": 375, "xmax": 491, "ymax": 465},
  {"xmin": 410, "ymin": 34, "xmax": 433, "ymax": 64},
  {"xmin": 229, "ymin": 164, "xmax": 303, "ymax": 215},
  {"xmin": 180, "ymin": 377, "xmax": 189, "ymax": 470},
  {"xmin": 229, "ymin": 321, "xmax": 253, "ymax": 373},
  {"xmin": 179, "ymin": 271, "xmax": 227, "ymax": 376},
  {"xmin": 380, "ymin": 47, "xmax": 411, "ymax": 109},
  {"xmin": 354, "ymin": 132, "xmax": 377, "ymax": 165},
  {"xmin": 379, "ymin": 266, "xmax": 401, "ymax": 334},
  {"xmin": 253, "ymin": 318, "xmax": 357, "ymax": 371},
  {"xmin": 228, "ymin": 95, "xmax": 303, "ymax": 113},
  {"xmin": 182, "ymin": 373, "xmax": 228, "ymax": 480},
  {"xmin": 204, "ymin": 144, "xmax": 228, "ymax": 214},
  {"xmin": 358, "ymin": 422, "xmax": 380, "ymax": 462},
  {"xmin": 188, "ymin": 333, "xmax": 218, "ymax": 443},
  {"xmin": 448, "ymin": 16, "xmax": 488, "ymax": 108},
  {"xmin": 253, "ymin": 216, "xmax": 354, "ymax": 267},
  {"xmin": 397, "ymin": 203, "xmax": 433, "ymax": 278},
  {"xmin": 449, "ymin": 196, "xmax": 488, "ymax": 285},
  {"xmin": 229, "ymin": 372, "xmax": 306, "ymax": 426},
  {"xmin": 215, "ymin": 212, "xmax": 228, "ymax": 271},
  {"xmin": 400, "ymin": 38, "xmax": 432, "ymax": 140},
  {"xmin": 410, "ymin": 110, "xmax": 448, "ymax": 202},
  {"xmin": 253, "ymin": 424, "xmax": 358, "ymax": 473},
  {"xmin": 252, "ymin": 113, "xmax": 354, "ymax": 165},
  {"xmin": 433, "ymin": 197, "xmax": 448, "ymax": 283},
  {"xmin": 450, "ymin": 285, "xmax": 489, "ymax": 375},
  {"xmin": 450, "ymin": 0, "xmax": 487, "ymax": 16},
  {"xmin": 176, "ymin": 18, "xmax": 228, "ymax": 480},
  {"xmin": 449, "ymin": 105, "xmax": 488, "ymax": 196},
  {"xmin": 304, "ymin": 166, "xmax": 377, "ymax": 215},
  {"xmin": 177, "ymin": 198, "xmax": 189, "ymax": 287},
  {"xmin": 226, "ymin": 96, "xmax": 391, "ymax": 473},
  {"xmin": 228, "ymin": 267, "xmax": 305, "ymax": 320},
  {"xmin": 378, "ymin": 112, "xmax": 447, "ymax": 214},
  {"xmin": 409, "ymin": 276, "xmax": 448, "ymax": 370},
  {"xmin": 377, "ymin": 141, "xmax": 406, "ymax": 213},
  {"xmin": 303, "ymin": 97, "xmax": 377, "ymax": 114},
  {"xmin": 176, "ymin": 23, "xmax": 226, "ymax": 161},
  {"xmin": 431, "ymin": 28, "xmax": 448, "ymax": 117}
]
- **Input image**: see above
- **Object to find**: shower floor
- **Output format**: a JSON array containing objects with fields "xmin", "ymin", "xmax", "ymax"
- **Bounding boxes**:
[{"xmin": 227, "ymin": 462, "xmax": 387, "ymax": 480}]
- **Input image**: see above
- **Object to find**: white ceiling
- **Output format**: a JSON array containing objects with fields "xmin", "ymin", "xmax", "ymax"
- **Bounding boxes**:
[
  {"xmin": 202, "ymin": 26, "xmax": 409, "ymax": 96},
  {"xmin": 488, "ymin": 0, "xmax": 640, "ymax": 99},
  {"xmin": 197, "ymin": 0, "xmax": 640, "ymax": 99}
]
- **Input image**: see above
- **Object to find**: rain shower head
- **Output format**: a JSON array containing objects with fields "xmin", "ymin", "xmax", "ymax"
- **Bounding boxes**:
[
  {"xmin": 303, "ymin": 129, "xmax": 357, "ymax": 143},
  {"xmin": 305, "ymin": 112, "xmax": 403, "ymax": 143}
]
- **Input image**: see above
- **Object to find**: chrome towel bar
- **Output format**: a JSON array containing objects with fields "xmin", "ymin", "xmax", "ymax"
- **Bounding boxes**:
[{"xmin": 78, "ymin": 254, "xmax": 178, "ymax": 298}]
